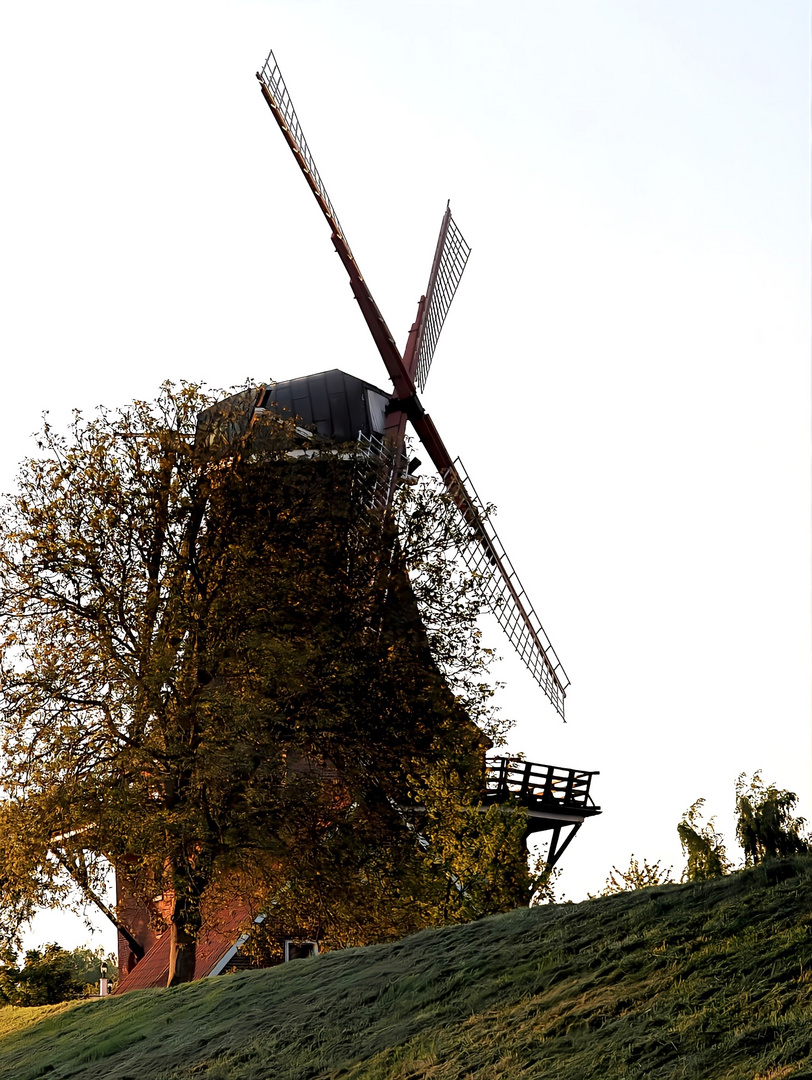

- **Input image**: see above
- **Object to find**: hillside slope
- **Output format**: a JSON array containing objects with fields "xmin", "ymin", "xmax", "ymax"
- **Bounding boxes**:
[{"xmin": 2, "ymin": 856, "xmax": 812, "ymax": 1080}]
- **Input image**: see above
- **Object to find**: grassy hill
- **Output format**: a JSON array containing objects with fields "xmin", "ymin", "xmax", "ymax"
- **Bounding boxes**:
[{"xmin": 2, "ymin": 856, "xmax": 812, "ymax": 1080}]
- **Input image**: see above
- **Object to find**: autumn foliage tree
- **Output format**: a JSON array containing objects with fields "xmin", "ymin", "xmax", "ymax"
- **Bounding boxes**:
[{"xmin": 0, "ymin": 383, "xmax": 528, "ymax": 985}]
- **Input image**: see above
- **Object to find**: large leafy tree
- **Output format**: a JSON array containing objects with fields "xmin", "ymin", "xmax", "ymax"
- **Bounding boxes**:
[{"xmin": 0, "ymin": 383, "xmax": 527, "ymax": 985}]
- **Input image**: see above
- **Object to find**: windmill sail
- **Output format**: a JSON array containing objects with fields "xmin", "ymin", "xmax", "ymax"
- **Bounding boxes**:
[
  {"xmin": 443, "ymin": 459, "xmax": 569, "ymax": 717},
  {"xmin": 258, "ymin": 50, "xmax": 411, "ymax": 402},
  {"xmin": 412, "ymin": 206, "xmax": 471, "ymax": 393},
  {"xmin": 404, "ymin": 404, "xmax": 569, "ymax": 717},
  {"xmin": 256, "ymin": 51, "xmax": 349, "ymax": 251}
]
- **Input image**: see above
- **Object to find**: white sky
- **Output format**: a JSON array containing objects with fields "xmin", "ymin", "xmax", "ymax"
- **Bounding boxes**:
[{"xmin": 1, "ymin": 0, "xmax": 809, "ymax": 950}]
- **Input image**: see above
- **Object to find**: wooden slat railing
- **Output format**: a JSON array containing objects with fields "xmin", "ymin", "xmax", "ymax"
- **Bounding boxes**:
[{"xmin": 484, "ymin": 756, "xmax": 600, "ymax": 813}]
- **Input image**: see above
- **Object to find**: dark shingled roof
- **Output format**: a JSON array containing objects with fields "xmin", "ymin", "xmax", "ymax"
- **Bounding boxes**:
[{"xmin": 262, "ymin": 369, "xmax": 391, "ymax": 441}]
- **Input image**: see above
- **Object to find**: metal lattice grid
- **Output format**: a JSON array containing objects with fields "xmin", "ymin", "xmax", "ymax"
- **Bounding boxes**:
[
  {"xmin": 444, "ymin": 459, "xmax": 569, "ymax": 717},
  {"xmin": 414, "ymin": 212, "xmax": 471, "ymax": 392},
  {"xmin": 257, "ymin": 50, "xmax": 350, "ymax": 252}
]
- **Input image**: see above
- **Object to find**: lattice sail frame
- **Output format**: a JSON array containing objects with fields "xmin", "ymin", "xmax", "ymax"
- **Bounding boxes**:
[
  {"xmin": 257, "ymin": 51, "xmax": 352, "ymax": 255},
  {"xmin": 443, "ymin": 459, "xmax": 569, "ymax": 717},
  {"xmin": 414, "ymin": 209, "xmax": 471, "ymax": 392}
]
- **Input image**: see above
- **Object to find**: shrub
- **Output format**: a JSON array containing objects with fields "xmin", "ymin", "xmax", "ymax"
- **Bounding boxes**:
[{"xmin": 592, "ymin": 855, "xmax": 673, "ymax": 896}]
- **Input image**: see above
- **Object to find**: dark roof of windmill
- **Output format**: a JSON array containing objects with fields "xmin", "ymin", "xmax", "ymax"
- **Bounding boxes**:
[
  {"xmin": 261, "ymin": 369, "xmax": 391, "ymax": 441},
  {"xmin": 113, "ymin": 900, "xmax": 252, "ymax": 993}
]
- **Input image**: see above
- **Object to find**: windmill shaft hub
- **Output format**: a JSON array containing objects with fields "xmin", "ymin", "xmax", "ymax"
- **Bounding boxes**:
[{"xmin": 386, "ymin": 394, "xmax": 425, "ymax": 423}]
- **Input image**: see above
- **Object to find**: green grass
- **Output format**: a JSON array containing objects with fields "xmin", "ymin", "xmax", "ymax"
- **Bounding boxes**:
[{"xmin": 2, "ymin": 857, "xmax": 812, "ymax": 1078}]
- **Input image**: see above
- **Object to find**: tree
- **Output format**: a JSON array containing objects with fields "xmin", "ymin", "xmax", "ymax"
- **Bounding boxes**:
[
  {"xmin": 735, "ymin": 772, "xmax": 809, "ymax": 866},
  {"xmin": 0, "ymin": 383, "xmax": 527, "ymax": 985},
  {"xmin": 678, "ymin": 798, "xmax": 731, "ymax": 881}
]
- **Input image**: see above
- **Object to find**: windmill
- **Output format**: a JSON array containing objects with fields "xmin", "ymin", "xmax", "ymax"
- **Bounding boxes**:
[{"xmin": 113, "ymin": 50, "xmax": 601, "ymax": 993}]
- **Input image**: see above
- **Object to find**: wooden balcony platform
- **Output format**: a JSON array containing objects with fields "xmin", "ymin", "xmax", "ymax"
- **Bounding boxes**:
[{"xmin": 483, "ymin": 756, "xmax": 601, "ymax": 867}]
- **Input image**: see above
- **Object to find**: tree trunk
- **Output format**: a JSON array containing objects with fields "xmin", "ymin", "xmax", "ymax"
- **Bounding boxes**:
[{"xmin": 166, "ymin": 892, "xmax": 202, "ymax": 986}]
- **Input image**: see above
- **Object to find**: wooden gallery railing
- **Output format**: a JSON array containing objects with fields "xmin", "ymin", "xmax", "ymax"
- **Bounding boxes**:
[{"xmin": 483, "ymin": 756, "xmax": 600, "ymax": 816}]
